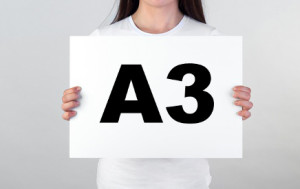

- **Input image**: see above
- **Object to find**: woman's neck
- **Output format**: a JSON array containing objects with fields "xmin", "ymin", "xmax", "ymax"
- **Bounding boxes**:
[{"xmin": 131, "ymin": 1, "xmax": 184, "ymax": 34}]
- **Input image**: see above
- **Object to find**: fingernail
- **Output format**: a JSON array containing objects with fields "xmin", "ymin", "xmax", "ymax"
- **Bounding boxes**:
[
  {"xmin": 76, "ymin": 101, "xmax": 80, "ymax": 105},
  {"xmin": 233, "ymin": 87, "xmax": 237, "ymax": 90},
  {"xmin": 77, "ymin": 87, "xmax": 81, "ymax": 91},
  {"xmin": 234, "ymin": 101, "xmax": 239, "ymax": 105}
]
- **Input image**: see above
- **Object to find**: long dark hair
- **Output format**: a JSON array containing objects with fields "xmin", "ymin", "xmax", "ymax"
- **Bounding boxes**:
[{"xmin": 111, "ymin": 0, "xmax": 206, "ymax": 24}]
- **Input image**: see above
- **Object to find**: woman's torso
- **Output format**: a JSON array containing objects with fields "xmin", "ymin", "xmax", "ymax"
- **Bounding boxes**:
[{"xmin": 89, "ymin": 15, "xmax": 221, "ymax": 189}]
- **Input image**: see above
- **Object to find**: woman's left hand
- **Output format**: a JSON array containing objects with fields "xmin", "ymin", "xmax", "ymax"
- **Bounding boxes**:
[{"xmin": 233, "ymin": 85, "xmax": 253, "ymax": 120}]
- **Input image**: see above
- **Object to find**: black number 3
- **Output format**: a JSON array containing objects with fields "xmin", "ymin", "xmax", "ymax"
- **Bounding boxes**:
[{"xmin": 166, "ymin": 63, "xmax": 214, "ymax": 123}]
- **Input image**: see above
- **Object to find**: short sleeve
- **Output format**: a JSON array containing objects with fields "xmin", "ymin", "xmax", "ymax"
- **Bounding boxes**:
[
  {"xmin": 89, "ymin": 29, "xmax": 100, "ymax": 36},
  {"xmin": 210, "ymin": 28, "xmax": 226, "ymax": 36}
]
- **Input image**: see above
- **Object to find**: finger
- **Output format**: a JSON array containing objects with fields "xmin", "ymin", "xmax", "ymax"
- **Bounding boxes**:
[
  {"xmin": 237, "ymin": 110, "xmax": 251, "ymax": 119},
  {"xmin": 62, "ymin": 111, "xmax": 77, "ymax": 121},
  {"xmin": 233, "ymin": 91, "xmax": 251, "ymax": 101},
  {"xmin": 242, "ymin": 116, "xmax": 249, "ymax": 120},
  {"xmin": 234, "ymin": 100, "xmax": 253, "ymax": 110},
  {"xmin": 62, "ymin": 93, "xmax": 80, "ymax": 103},
  {"xmin": 63, "ymin": 86, "xmax": 81, "ymax": 95},
  {"xmin": 61, "ymin": 101, "xmax": 80, "ymax": 111},
  {"xmin": 233, "ymin": 86, "xmax": 251, "ymax": 93}
]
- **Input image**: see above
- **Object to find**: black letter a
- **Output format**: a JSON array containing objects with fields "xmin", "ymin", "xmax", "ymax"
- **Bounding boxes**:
[{"xmin": 100, "ymin": 65, "xmax": 162, "ymax": 123}]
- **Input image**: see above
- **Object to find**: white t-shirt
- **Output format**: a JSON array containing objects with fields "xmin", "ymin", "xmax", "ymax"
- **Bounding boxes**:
[{"xmin": 89, "ymin": 14, "xmax": 222, "ymax": 189}]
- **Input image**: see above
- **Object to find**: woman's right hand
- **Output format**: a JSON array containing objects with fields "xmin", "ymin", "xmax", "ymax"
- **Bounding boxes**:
[{"xmin": 61, "ymin": 86, "xmax": 81, "ymax": 121}]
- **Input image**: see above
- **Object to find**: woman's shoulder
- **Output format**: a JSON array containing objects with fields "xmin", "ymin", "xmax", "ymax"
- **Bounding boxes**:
[
  {"xmin": 88, "ymin": 15, "xmax": 225, "ymax": 36},
  {"xmin": 89, "ymin": 17, "xmax": 133, "ymax": 36},
  {"xmin": 183, "ymin": 15, "xmax": 224, "ymax": 36}
]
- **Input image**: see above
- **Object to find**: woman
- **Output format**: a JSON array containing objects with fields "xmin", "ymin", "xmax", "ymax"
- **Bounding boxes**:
[{"xmin": 62, "ymin": 0, "xmax": 253, "ymax": 188}]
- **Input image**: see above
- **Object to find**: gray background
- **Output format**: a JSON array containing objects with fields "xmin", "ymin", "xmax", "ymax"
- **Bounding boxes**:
[{"xmin": 1, "ymin": 0, "xmax": 299, "ymax": 188}]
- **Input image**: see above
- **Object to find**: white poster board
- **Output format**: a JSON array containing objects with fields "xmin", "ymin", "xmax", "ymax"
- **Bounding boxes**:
[{"xmin": 69, "ymin": 36, "xmax": 243, "ymax": 158}]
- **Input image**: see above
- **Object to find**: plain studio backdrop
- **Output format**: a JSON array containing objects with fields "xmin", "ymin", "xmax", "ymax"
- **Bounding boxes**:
[{"xmin": 0, "ymin": 0, "xmax": 299, "ymax": 188}]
